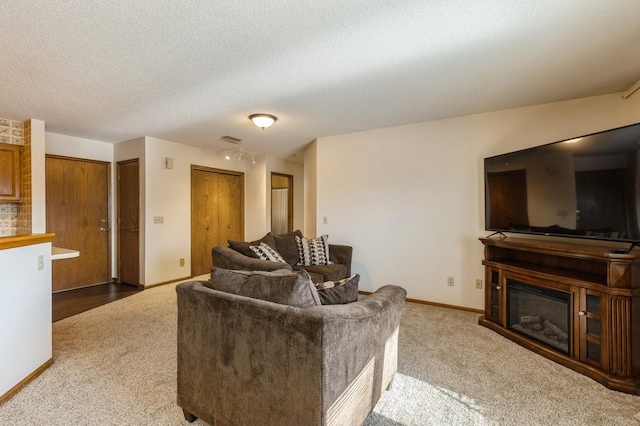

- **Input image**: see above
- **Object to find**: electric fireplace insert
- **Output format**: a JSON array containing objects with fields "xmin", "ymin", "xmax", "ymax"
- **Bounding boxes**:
[{"xmin": 507, "ymin": 280, "xmax": 571, "ymax": 355}]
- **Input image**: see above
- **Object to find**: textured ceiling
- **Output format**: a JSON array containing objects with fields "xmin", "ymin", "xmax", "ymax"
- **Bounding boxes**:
[{"xmin": 1, "ymin": 0, "xmax": 640, "ymax": 159}]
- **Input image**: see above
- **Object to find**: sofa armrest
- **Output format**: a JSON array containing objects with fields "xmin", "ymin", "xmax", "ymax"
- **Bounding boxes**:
[
  {"xmin": 313, "ymin": 285, "xmax": 406, "ymax": 414},
  {"xmin": 329, "ymin": 244, "xmax": 352, "ymax": 276},
  {"xmin": 212, "ymin": 245, "xmax": 292, "ymax": 272}
]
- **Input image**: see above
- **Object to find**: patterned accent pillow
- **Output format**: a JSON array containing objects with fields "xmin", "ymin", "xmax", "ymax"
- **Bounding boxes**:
[
  {"xmin": 316, "ymin": 274, "xmax": 360, "ymax": 305},
  {"xmin": 295, "ymin": 235, "xmax": 332, "ymax": 266},
  {"xmin": 250, "ymin": 242, "xmax": 287, "ymax": 263}
]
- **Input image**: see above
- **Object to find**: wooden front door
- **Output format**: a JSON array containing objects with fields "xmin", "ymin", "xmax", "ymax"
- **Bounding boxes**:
[
  {"xmin": 191, "ymin": 167, "xmax": 243, "ymax": 276},
  {"xmin": 46, "ymin": 156, "xmax": 111, "ymax": 292},
  {"xmin": 117, "ymin": 159, "xmax": 140, "ymax": 286}
]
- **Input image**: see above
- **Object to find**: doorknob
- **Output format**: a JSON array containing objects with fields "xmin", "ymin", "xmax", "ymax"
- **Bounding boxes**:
[
  {"xmin": 132, "ymin": 229, "xmax": 139, "ymax": 233},
  {"xmin": 100, "ymin": 227, "xmax": 110, "ymax": 232}
]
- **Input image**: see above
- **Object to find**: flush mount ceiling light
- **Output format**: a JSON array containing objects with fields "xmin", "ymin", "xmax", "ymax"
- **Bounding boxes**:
[
  {"xmin": 224, "ymin": 148, "xmax": 255, "ymax": 164},
  {"xmin": 249, "ymin": 114, "xmax": 277, "ymax": 130}
]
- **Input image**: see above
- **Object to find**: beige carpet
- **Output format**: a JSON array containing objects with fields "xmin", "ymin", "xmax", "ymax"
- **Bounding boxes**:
[{"xmin": 1, "ymin": 277, "xmax": 639, "ymax": 425}]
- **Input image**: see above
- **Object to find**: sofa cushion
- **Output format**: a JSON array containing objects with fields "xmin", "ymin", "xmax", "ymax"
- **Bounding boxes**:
[
  {"xmin": 272, "ymin": 230, "xmax": 304, "ymax": 265},
  {"xmin": 250, "ymin": 242, "xmax": 287, "ymax": 263},
  {"xmin": 293, "ymin": 263, "xmax": 348, "ymax": 282},
  {"xmin": 228, "ymin": 233, "xmax": 276, "ymax": 258},
  {"xmin": 208, "ymin": 267, "xmax": 321, "ymax": 308},
  {"xmin": 296, "ymin": 235, "xmax": 332, "ymax": 266},
  {"xmin": 316, "ymin": 274, "xmax": 360, "ymax": 305}
]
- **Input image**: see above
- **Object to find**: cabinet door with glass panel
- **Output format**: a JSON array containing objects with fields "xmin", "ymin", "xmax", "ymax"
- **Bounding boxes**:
[
  {"xmin": 485, "ymin": 267, "xmax": 503, "ymax": 325},
  {"xmin": 577, "ymin": 288, "xmax": 606, "ymax": 370}
]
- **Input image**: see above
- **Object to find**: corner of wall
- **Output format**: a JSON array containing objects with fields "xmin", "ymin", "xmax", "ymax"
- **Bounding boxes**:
[{"xmin": 303, "ymin": 140, "xmax": 318, "ymax": 237}]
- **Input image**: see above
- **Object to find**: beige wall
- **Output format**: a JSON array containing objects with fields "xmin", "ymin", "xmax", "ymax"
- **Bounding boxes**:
[{"xmin": 310, "ymin": 93, "xmax": 640, "ymax": 309}]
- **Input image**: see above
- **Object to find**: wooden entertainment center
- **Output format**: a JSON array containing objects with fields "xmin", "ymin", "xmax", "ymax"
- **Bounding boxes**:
[{"xmin": 479, "ymin": 236, "xmax": 640, "ymax": 395}]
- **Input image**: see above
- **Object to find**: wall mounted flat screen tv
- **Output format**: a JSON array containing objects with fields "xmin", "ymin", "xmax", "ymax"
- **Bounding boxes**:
[{"xmin": 484, "ymin": 122, "xmax": 640, "ymax": 246}]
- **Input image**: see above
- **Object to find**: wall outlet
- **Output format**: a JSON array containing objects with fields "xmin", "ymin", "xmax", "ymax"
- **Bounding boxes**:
[
  {"xmin": 154, "ymin": 216, "xmax": 164, "ymax": 224},
  {"xmin": 476, "ymin": 279, "xmax": 483, "ymax": 289},
  {"xmin": 447, "ymin": 277, "xmax": 454, "ymax": 286},
  {"xmin": 37, "ymin": 255, "xmax": 44, "ymax": 271},
  {"xmin": 180, "ymin": 258, "xmax": 185, "ymax": 267}
]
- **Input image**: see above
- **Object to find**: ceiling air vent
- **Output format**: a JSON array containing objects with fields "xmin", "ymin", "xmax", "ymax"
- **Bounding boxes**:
[{"xmin": 221, "ymin": 136, "xmax": 242, "ymax": 144}]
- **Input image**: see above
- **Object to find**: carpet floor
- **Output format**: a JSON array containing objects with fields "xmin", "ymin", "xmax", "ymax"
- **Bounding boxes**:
[{"xmin": 1, "ymin": 277, "xmax": 639, "ymax": 425}]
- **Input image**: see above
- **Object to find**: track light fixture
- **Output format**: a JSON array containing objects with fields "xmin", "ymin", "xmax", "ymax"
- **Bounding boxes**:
[{"xmin": 224, "ymin": 148, "xmax": 255, "ymax": 164}]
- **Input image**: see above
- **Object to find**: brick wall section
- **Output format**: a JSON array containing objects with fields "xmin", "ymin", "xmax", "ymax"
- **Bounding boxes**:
[
  {"xmin": 0, "ymin": 118, "xmax": 30, "ymax": 236},
  {"xmin": 17, "ymin": 120, "xmax": 32, "ymax": 234}
]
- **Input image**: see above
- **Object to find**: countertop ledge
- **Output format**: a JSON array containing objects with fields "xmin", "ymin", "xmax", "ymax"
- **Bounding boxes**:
[
  {"xmin": 0, "ymin": 233, "xmax": 55, "ymax": 251},
  {"xmin": 52, "ymin": 246, "xmax": 80, "ymax": 260}
]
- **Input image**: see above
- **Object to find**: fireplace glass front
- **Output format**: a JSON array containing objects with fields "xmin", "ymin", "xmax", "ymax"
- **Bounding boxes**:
[{"xmin": 507, "ymin": 280, "xmax": 571, "ymax": 355}]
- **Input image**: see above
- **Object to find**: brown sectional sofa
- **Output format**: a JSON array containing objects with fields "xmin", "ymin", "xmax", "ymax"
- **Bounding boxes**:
[
  {"xmin": 176, "ymin": 268, "xmax": 406, "ymax": 425},
  {"xmin": 212, "ymin": 230, "xmax": 352, "ymax": 283}
]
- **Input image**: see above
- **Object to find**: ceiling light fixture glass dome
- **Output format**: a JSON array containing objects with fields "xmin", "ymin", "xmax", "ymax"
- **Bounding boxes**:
[{"xmin": 249, "ymin": 114, "xmax": 277, "ymax": 129}]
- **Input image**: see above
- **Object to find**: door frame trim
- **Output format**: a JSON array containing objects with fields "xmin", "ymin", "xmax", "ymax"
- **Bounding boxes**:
[{"xmin": 270, "ymin": 172, "xmax": 294, "ymax": 233}]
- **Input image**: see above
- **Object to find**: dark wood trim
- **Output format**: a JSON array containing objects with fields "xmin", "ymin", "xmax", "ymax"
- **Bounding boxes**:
[
  {"xmin": 44, "ymin": 154, "xmax": 108, "ymax": 165},
  {"xmin": 0, "ymin": 358, "xmax": 54, "ymax": 405},
  {"xmin": 191, "ymin": 164, "xmax": 245, "ymax": 177},
  {"xmin": 407, "ymin": 297, "xmax": 484, "ymax": 314},
  {"xmin": 52, "ymin": 280, "xmax": 113, "ymax": 294},
  {"xmin": 144, "ymin": 276, "xmax": 192, "ymax": 289},
  {"xmin": 358, "ymin": 291, "xmax": 483, "ymax": 314}
]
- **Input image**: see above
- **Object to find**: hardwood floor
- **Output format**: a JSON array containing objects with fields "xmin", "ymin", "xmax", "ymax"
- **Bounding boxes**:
[{"xmin": 52, "ymin": 282, "xmax": 142, "ymax": 322}]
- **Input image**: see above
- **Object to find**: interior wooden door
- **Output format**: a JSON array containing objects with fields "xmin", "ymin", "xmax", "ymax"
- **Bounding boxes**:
[
  {"xmin": 117, "ymin": 159, "xmax": 140, "ymax": 286},
  {"xmin": 46, "ymin": 156, "xmax": 111, "ymax": 292},
  {"xmin": 191, "ymin": 167, "xmax": 243, "ymax": 276},
  {"xmin": 487, "ymin": 170, "xmax": 529, "ymax": 229},
  {"xmin": 575, "ymin": 169, "xmax": 626, "ymax": 232}
]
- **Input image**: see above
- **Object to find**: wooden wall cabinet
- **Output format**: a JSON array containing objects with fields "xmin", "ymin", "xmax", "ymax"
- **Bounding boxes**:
[
  {"xmin": 479, "ymin": 237, "xmax": 640, "ymax": 395},
  {"xmin": 0, "ymin": 143, "xmax": 21, "ymax": 202}
]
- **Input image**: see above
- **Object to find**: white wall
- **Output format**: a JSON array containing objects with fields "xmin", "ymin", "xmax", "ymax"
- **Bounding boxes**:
[
  {"xmin": 142, "ymin": 137, "xmax": 248, "ymax": 285},
  {"xmin": 244, "ymin": 156, "xmax": 268, "ymax": 241},
  {"xmin": 30, "ymin": 120, "xmax": 46, "ymax": 233},
  {"xmin": 46, "ymin": 132, "xmax": 114, "ymax": 161},
  {"xmin": 0, "ymin": 242, "xmax": 52, "ymax": 397},
  {"xmin": 312, "ymin": 93, "xmax": 640, "ymax": 310},
  {"xmin": 304, "ymin": 141, "xmax": 318, "ymax": 238}
]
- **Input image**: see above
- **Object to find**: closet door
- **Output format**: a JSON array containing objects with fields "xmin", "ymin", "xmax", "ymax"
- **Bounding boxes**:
[{"xmin": 191, "ymin": 167, "xmax": 243, "ymax": 276}]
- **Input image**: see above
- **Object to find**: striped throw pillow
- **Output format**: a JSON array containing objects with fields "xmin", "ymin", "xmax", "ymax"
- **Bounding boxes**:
[{"xmin": 295, "ymin": 235, "xmax": 332, "ymax": 266}]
